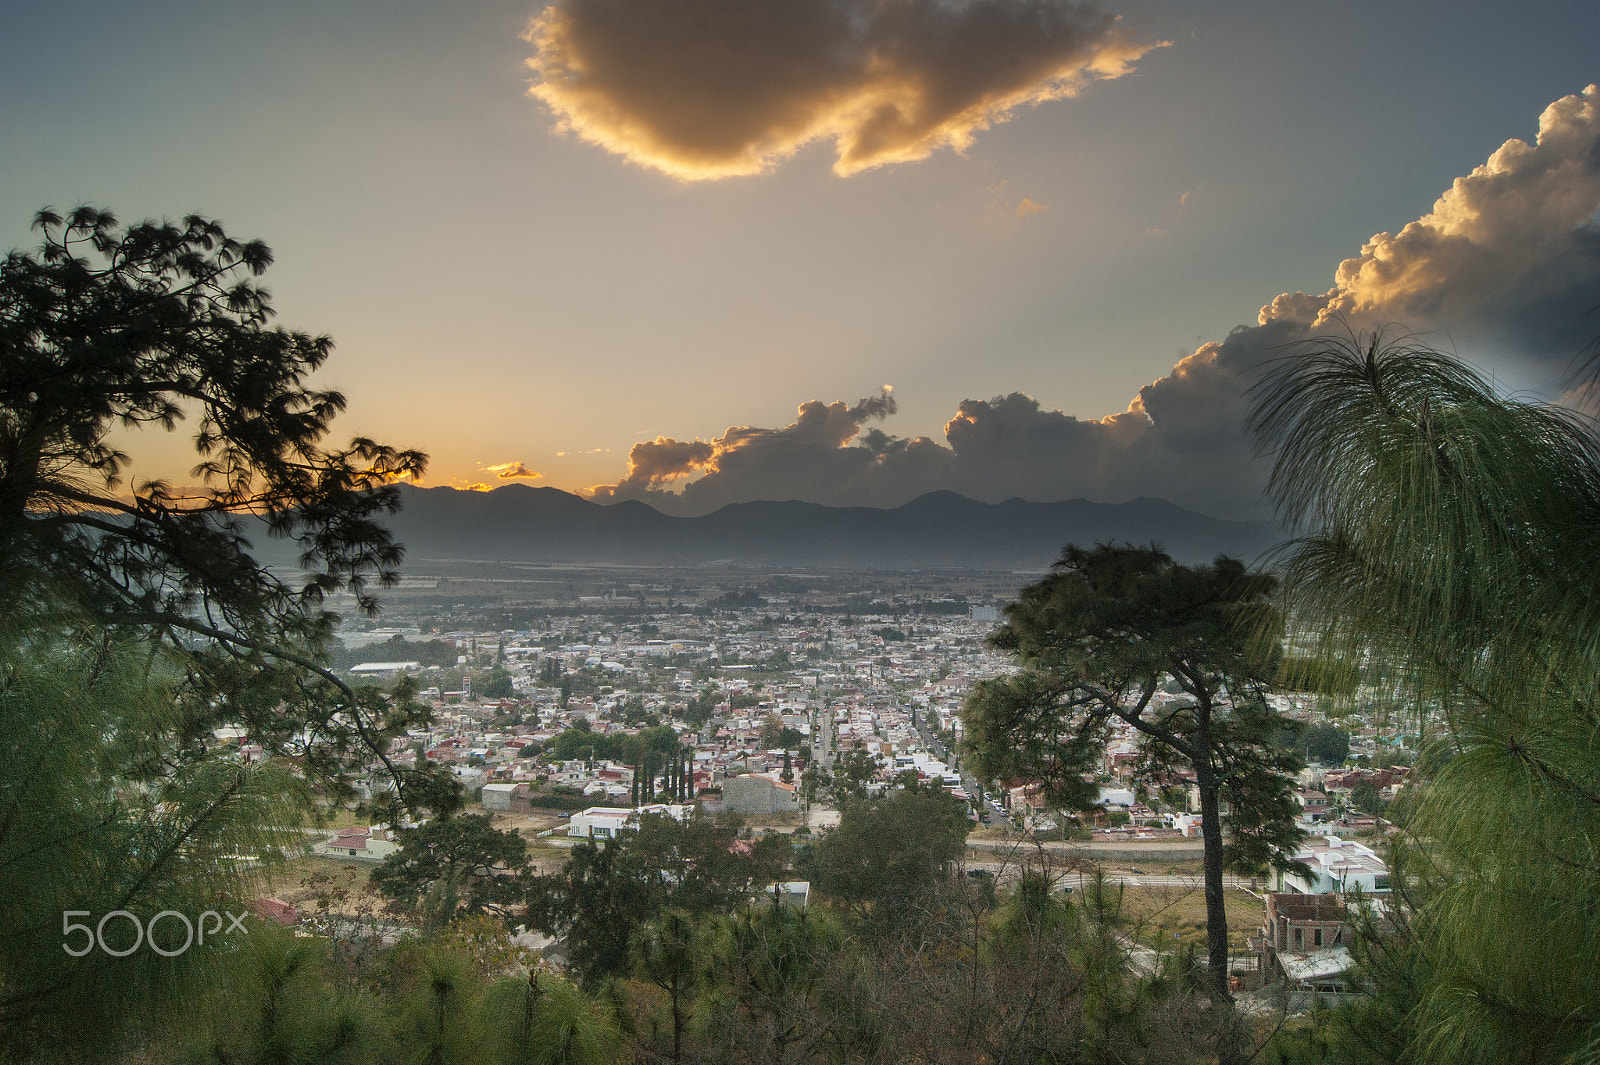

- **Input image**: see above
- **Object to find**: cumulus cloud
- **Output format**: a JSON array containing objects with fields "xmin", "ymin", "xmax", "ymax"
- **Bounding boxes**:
[
  {"xmin": 1299, "ymin": 85, "xmax": 1600, "ymax": 357},
  {"xmin": 590, "ymin": 389, "xmax": 908, "ymax": 507},
  {"xmin": 588, "ymin": 86, "xmax": 1600, "ymax": 519},
  {"xmin": 1016, "ymin": 197, "xmax": 1048, "ymax": 217},
  {"xmin": 525, "ymin": 0, "xmax": 1159, "ymax": 180},
  {"xmin": 487, "ymin": 461, "xmax": 544, "ymax": 480}
]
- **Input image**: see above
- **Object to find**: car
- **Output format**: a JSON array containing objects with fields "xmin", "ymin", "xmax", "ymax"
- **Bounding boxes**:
[{"xmin": 1128, "ymin": 866, "xmax": 1146, "ymax": 875}]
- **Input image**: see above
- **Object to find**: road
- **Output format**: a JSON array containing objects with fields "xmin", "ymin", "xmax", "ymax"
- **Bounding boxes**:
[{"xmin": 961, "ymin": 861, "xmax": 1258, "ymax": 891}]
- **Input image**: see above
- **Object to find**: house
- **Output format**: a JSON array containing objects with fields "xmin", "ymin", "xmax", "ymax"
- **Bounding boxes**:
[
  {"xmin": 567, "ymin": 803, "xmax": 692, "ymax": 841},
  {"xmin": 481, "ymin": 781, "xmax": 528, "ymax": 811},
  {"xmin": 1296, "ymin": 790, "xmax": 1331, "ymax": 821},
  {"xmin": 313, "ymin": 825, "xmax": 400, "ymax": 861},
  {"xmin": 1250, "ymin": 893, "xmax": 1359, "ymax": 1000},
  {"xmin": 1271, "ymin": 835, "xmax": 1390, "ymax": 894}
]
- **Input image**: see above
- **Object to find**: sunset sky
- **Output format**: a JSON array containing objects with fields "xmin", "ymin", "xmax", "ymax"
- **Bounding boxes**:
[{"xmin": 4, "ymin": 1, "xmax": 1599, "ymax": 520}]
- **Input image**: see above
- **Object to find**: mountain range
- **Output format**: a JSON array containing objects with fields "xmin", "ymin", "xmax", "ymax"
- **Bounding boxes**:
[{"xmin": 350, "ymin": 485, "xmax": 1285, "ymax": 570}]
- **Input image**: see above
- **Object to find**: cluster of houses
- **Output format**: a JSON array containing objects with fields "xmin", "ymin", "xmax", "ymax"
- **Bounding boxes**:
[
  {"xmin": 291, "ymin": 603, "xmax": 1422, "ymax": 1005},
  {"xmin": 318, "ymin": 610, "xmax": 1014, "ymax": 824}
]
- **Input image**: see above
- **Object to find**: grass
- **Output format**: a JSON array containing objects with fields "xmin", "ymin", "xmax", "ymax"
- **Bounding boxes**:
[{"xmin": 1116, "ymin": 884, "xmax": 1266, "ymax": 951}]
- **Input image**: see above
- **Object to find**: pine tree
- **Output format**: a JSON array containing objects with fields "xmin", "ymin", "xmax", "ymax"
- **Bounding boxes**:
[
  {"xmin": 1247, "ymin": 333, "xmax": 1600, "ymax": 1061},
  {"xmin": 0, "ymin": 206, "xmax": 438, "ymax": 804},
  {"xmin": 964, "ymin": 544, "xmax": 1305, "ymax": 1008}
]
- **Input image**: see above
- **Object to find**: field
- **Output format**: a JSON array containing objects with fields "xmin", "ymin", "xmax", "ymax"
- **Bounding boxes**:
[{"xmin": 1115, "ymin": 883, "xmax": 1266, "ymax": 951}]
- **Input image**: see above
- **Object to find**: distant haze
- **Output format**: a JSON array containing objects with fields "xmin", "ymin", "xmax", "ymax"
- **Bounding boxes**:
[{"xmin": 294, "ymin": 484, "xmax": 1285, "ymax": 571}]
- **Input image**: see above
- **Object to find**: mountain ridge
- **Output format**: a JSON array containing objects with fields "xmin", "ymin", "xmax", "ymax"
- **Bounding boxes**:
[{"xmin": 364, "ymin": 484, "xmax": 1283, "ymax": 570}]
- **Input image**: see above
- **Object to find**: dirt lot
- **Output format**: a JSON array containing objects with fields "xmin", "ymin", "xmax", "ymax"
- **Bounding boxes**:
[
  {"xmin": 1116, "ymin": 884, "xmax": 1266, "ymax": 951},
  {"xmin": 259, "ymin": 855, "xmax": 387, "ymax": 918}
]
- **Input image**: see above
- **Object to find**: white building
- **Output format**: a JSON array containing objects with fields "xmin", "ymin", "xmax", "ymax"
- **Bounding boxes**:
[
  {"xmin": 566, "ymin": 803, "xmax": 693, "ymax": 841},
  {"xmin": 1272, "ymin": 835, "xmax": 1390, "ymax": 894}
]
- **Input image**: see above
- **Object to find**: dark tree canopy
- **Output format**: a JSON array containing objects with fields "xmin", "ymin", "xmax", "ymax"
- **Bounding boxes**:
[
  {"xmin": 810, "ymin": 780, "xmax": 972, "ymax": 939},
  {"xmin": 0, "ymin": 206, "xmax": 438, "ymax": 801},
  {"xmin": 371, "ymin": 814, "xmax": 529, "ymax": 924},
  {"xmin": 525, "ymin": 813, "xmax": 790, "ymax": 987},
  {"xmin": 964, "ymin": 543, "xmax": 1305, "ymax": 1003}
]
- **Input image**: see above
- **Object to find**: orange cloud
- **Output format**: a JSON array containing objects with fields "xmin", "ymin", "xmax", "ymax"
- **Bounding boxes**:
[
  {"xmin": 1016, "ymin": 197, "xmax": 1048, "ymax": 218},
  {"xmin": 486, "ymin": 461, "xmax": 543, "ymax": 480},
  {"xmin": 526, "ymin": 0, "xmax": 1161, "ymax": 180}
]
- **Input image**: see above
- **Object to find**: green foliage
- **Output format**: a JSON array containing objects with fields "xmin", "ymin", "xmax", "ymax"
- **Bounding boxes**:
[
  {"xmin": 480, "ymin": 668, "xmax": 514, "ymax": 699},
  {"xmin": 756, "ymin": 712, "xmax": 803, "ymax": 750},
  {"xmin": 630, "ymin": 909, "xmax": 704, "ymax": 1063},
  {"xmin": 371, "ymin": 814, "xmax": 529, "ymax": 926},
  {"xmin": 1277, "ymin": 654, "xmax": 1361, "ymax": 695},
  {"xmin": 962, "ymin": 543, "xmax": 1305, "ymax": 1000},
  {"xmin": 1348, "ymin": 779, "xmax": 1387, "ymax": 817},
  {"xmin": 1249, "ymin": 333, "xmax": 1600, "ymax": 1061},
  {"xmin": 695, "ymin": 900, "xmax": 859, "ymax": 1063},
  {"xmin": 1279, "ymin": 722, "xmax": 1351, "ymax": 766},
  {"xmin": 682, "ymin": 685, "xmax": 722, "ymax": 726},
  {"xmin": 810, "ymin": 782, "xmax": 971, "ymax": 939},
  {"xmin": 0, "ymin": 206, "xmax": 436, "ymax": 803},
  {"xmin": 0, "ymin": 635, "xmax": 306, "ymax": 1061},
  {"xmin": 478, "ymin": 970, "xmax": 617, "ymax": 1065},
  {"xmin": 169, "ymin": 926, "xmax": 379, "ymax": 1065},
  {"xmin": 525, "ymin": 814, "xmax": 789, "ymax": 987},
  {"xmin": 545, "ymin": 724, "xmax": 677, "ymax": 766},
  {"xmin": 827, "ymin": 747, "xmax": 882, "ymax": 804}
]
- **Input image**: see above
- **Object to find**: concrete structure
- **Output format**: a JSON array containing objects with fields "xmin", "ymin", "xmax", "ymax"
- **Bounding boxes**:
[
  {"xmin": 722, "ymin": 773, "xmax": 800, "ymax": 815},
  {"xmin": 1251, "ymin": 893, "xmax": 1359, "ymax": 1000},
  {"xmin": 758, "ymin": 881, "xmax": 811, "ymax": 910},
  {"xmin": 1271, "ymin": 835, "xmax": 1389, "ymax": 894},
  {"xmin": 480, "ymin": 782, "xmax": 525, "ymax": 811},
  {"xmin": 567, "ymin": 803, "xmax": 692, "ymax": 840}
]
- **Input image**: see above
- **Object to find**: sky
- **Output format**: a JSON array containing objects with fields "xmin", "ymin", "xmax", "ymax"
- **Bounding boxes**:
[{"xmin": 4, "ymin": 1, "xmax": 1599, "ymax": 520}]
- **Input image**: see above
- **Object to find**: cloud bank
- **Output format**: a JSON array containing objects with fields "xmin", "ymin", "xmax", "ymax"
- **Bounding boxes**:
[
  {"xmin": 588, "ymin": 86, "xmax": 1600, "ymax": 518},
  {"xmin": 525, "ymin": 0, "xmax": 1157, "ymax": 179}
]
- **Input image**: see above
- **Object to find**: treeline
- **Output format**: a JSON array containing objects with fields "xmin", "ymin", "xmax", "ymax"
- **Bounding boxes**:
[{"xmin": 58, "ymin": 786, "xmax": 1256, "ymax": 1063}]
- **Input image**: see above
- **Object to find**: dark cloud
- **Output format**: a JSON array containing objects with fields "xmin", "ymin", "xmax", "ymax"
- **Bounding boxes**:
[
  {"xmin": 592, "ymin": 437, "xmax": 715, "ymax": 497},
  {"xmin": 590, "ymin": 390, "xmax": 909, "ymax": 507},
  {"xmin": 525, "ymin": 0, "xmax": 1158, "ymax": 179},
  {"xmin": 588, "ymin": 87, "xmax": 1600, "ymax": 519}
]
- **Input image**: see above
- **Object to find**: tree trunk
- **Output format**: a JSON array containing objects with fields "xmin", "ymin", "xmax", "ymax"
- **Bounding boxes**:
[
  {"xmin": 1195, "ymin": 766, "xmax": 1233, "ymax": 1006},
  {"xmin": 671, "ymin": 978, "xmax": 683, "ymax": 1064}
]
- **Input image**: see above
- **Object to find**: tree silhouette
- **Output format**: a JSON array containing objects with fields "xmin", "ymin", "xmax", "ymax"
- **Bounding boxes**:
[
  {"xmin": 0, "ymin": 206, "xmax": 436, "ymax": 802},
  {"xmin": 964, "ymin": 544, "xmax": 1305, "ymax": 1007}
]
